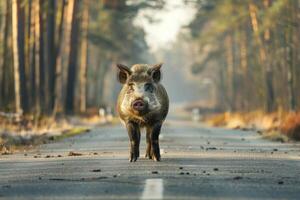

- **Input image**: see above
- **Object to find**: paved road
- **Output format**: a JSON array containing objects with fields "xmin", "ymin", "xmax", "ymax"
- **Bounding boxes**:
[{"xmin": 1, "ymin": 118, "xmax": 300, "ymax": 199}]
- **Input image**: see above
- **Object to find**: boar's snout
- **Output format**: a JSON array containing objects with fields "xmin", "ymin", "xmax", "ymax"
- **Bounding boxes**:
[{"xmin": 132, "ymin": 98, "xmax": 148, "ymax": 112}]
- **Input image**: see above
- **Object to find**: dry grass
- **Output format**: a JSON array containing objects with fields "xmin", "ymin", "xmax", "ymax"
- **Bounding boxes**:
[
  {"xmin": 205, "ymin": 111, "xmax": 280, "ymax": 130},
  {"xmin": 205, "ymin": 111, "xmax": 300, "ymax": 142},
  {"xmin": 0, "ymin": 115, "xmax": 72, "ymax": 135},
  {"xmin": 261, "ymin": 130, "xmax": 290, "ymax": 143},
  {"xmin": 280, "ymin": 112, "xmax": 300, "ymax": 140},
  {"xmin": 0, "ymin": 115, "xmax": 91, "ymax": 154}
]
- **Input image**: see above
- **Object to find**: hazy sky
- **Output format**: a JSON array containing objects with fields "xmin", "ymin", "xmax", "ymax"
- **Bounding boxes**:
[
  {"xmin": 134, "ymin": 0, "xmax": 205, "ymax": 104},
  {"xmin": 134, "ymin": 0, "xmax": 196, "ymax": 52}
]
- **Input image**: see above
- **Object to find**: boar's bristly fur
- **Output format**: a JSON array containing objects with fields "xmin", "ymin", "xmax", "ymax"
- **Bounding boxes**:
[{"xmin": 116, "ymin": 63, "xmax": 169, "ymax": 162}]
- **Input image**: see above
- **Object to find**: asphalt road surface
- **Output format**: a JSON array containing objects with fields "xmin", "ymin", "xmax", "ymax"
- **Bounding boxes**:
[{"xmin": 1, "ymin": 116, "xmax": 300, "ymax": 199}]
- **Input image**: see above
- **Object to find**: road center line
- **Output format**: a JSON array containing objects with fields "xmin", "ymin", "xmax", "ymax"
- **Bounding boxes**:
[{"xmin": 141, "ymin": 179, "xmax": 163, "ymax": 200}]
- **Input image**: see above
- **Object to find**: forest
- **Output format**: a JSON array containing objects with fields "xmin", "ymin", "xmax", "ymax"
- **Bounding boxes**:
[
  {"xmin": 0, "ymin": 0, "xmax": 299, "ymax": 141},
  {"xmin": 1, "ymin": 1, "xmax": 300, "ymax": 197},
  {"xmin": 189, "ymin": 0, "xmax": 300, "ymax": 113},
  {"xmin": 0, "ymin": 0, "xmax": 154, "ymax": 119},
  {"xmin": 180, "ymin": 0, "xmax": 300, "ymax": 140}
]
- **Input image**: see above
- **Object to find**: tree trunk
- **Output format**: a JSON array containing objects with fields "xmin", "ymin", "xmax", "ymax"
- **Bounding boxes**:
[
  {"xmin": 0, "ymin": 0, "xmax": 9, "ymax": 108},
  {"xmin": 286, "ymin": 0, "xmax": 296, "ymax": 111},
  {"xmin": 46, "ymin": 0, "xmax": 56, "ymax": 113},
  {"xmin": 53, "ymin": 0, "xmax": 75, "ymax": 116},
  {"xmin": 263, "ymin": 0, "xmax": 275, "ymax": 112},
  {"xmin": 24, "ymin": 0, "xmax": 33, "ymax": 109},
  {"xmin": 38, "ymin": 0, "xmax": 45, "ymax": 114},
  {"xmin": 33, "ymin": 0, "xmax": 44, "ymax": 115},
  {"xmin": 239, "ymin": 27, "xmax": 249, "ymax": 111},
  {"xmin": 29, "ymin": 0, "xmax": 36, "ymax": 111},
  {"xmin": 12, "ymin": 0, "xmax": 22, "ymax": 114},
  {"xmin": 218, "ymin": 61, "xmax": 230, "ymax": 112},
  {"xmin": 18, "ymin": 0, "xmax": 28, "ymax": 113},
  {"xmin": 0, "ymin": 0, "xmax": 5, "ymax": 107},
  {"xmin": 79, "ymin": 0, "xmax": 89, "ymax": 113},
  {"xmin": 65, "ymin": 0, "xmax": 80, "ymax": 114},
  {"xmin": 225, "ymin": 34, "xmax": 234, "ymax": 112},
  {"xmin": 249, "ymin": 2, "xmax": 274, "ymax": 112}
]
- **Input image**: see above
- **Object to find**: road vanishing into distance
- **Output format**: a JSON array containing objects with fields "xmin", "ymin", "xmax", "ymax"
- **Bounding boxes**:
[{"xmin": 1, "ymin": 111, "xmax": 300, "ymax": 199}]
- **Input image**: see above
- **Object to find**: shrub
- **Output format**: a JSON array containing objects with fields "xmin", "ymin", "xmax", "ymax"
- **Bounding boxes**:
[{"xmin": 280, "ymin": 112, "xmax": 300, "ymax": 140}]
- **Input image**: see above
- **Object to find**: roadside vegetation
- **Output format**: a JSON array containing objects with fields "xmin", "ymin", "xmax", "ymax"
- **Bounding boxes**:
[
  {"xmin": 204, "ymin": 111, "xmax": 300, "ymax": 142},
  {"xmin": 182, "ymin": 0, "xmax": 300, "ymax": 142},
  {"xmin": 0, "ymin": 113, "xmax": 101, "ymax": 155},
  {"xmin": 0, "ymin": 0, "xmax": 156, "ymax": 152},
  {"xmin": 1, "ymin": 0, "xmax": 299, "ymax": 148}
]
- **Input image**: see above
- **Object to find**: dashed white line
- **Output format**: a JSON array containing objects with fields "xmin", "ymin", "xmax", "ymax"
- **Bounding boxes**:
[{"xmin": 141, "ymin": 179, "xmax": 163, "ymax": 200}]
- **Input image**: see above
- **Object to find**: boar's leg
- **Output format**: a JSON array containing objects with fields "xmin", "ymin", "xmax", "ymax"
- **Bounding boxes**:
[
  {"xmin": 149, "ymin": 123, "xmax": 162, "ymax": 161},
  {"xmin": 126, "ymin": 121, "xmax": 140, "ymax": 162},
  {"xmin": 145, "ymin": 127, "xmax": 152, "ymax": 159}
]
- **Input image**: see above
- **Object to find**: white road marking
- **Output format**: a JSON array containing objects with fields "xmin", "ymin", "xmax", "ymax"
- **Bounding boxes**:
[{"xmin": 141, "ymin": 179, "xmax": 163, "ymax": 200}]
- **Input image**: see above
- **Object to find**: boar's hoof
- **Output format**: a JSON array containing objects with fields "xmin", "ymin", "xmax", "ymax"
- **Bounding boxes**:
[
  {"xmin": 145, "ymin": 152, "xmax": 152, "ymax": 159},
  {"xmin": 151, "ymin": 150, "xmax": 161, "ymax": 162},
  {"xmin": 152, "ymin": 154, "xmax": 161, "ymax": 162},
  {"xmin": 129, "ymin": 151, "xmax": 139, "ymax": 162}
]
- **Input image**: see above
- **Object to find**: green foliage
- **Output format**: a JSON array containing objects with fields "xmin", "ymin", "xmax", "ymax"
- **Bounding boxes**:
[
  {"xmin": 88, "ymin": 0, "xmax": 150, "ymax": 64},
  {"xmin": 188, "ymin": 0, "xmax": 300, "ymax": 112},
  {"xmin": 0, "ymin": 0, "xmax": 152, "ymax": 115}
]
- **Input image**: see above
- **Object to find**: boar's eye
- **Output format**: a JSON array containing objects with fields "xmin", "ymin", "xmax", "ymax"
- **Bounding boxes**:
[{"xmin": 144, "ymin": 83, "xmax": 154, "ymax": 93}]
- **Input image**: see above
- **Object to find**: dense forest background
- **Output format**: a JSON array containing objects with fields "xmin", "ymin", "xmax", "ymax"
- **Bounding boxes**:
[
  {"xmin": 186, "ymin": 0, "xmax": 300, "ymax": 113},
  {"xmin": 0, "ymin": 0, "xmax": 155, "ymax": 118},
  {"xmin": 0, "ymin": 0, "xmax": 299, "ymax": 120}
]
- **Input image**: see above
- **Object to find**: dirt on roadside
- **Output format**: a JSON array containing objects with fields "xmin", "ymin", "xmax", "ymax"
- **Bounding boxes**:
[{"xmin": 0, "ymin": 115, "xmax": 96, "ymax": 155}]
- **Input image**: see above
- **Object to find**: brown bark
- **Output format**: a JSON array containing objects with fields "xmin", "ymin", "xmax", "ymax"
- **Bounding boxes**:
[
  {"xmin": 65, "ymin": 0, "xmax": 80, "ymax": 113},
  {"xmin": 286, "ymin": 1, "xmax": 296, "ymax": 111},
  {"xmin": 38, "ymin": 0, "xmax": 45, "ymax": 113},
  {"xmin": 29, "ymin": 0, "xmax": 36, "ymax": 110},
  {"xmin": 249, "ymin": 2, "xmax": 274, "ymax": 112},
  {"xmin": 25, "ymin": 0, "xmax": 33, "ymax": 109},
  {"xmin": 0, "ymin": 0, "xmax": 9, "ymax": 108},
  {"xmin": 79, "ymin": 0, "xmax": 89, "ymax": 113},
  {"xmin": 53, "ymin": 0, "xmax": 75, "ymax": 116},
  {"xmin": 12, "ymin": 0, "xmax": 22, "ymax": 114},
  {"xmin": 225, "ymin": 34, "xmax": 234, "ymax": 112},
  {"xmin": 239, "ymin": 27, "xmax": 249, "ymax": 111},
  {"xmin": 46, "ymin": 0, "xmax": 56, "ymax": 113},
  {"xmin": 33, "ymin": 0, "xmax": 44, "ymax": 115},
  {"xmin": 18, "ymin": 0, "xmax": 28, "ymax": 112}
]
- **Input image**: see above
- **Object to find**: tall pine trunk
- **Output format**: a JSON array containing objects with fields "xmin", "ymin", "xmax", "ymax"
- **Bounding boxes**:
[
  {"xmin": 53, "ymin": 0, "xmax": 75, "ymax": 116},
  {"xmin": 79, "ymin": 0, "xmax": 89, "ymax": 113},
  {"xmin": 33, "ymin": 0, "xmax": 45, "ymax": 115},
  {"xmin": 46, "ymin": 0, "xmax": 56, "ymax": 113},
  {"xmin": 286, "ymin": 0, "xmax": 296, "ymax": 111},
  {"xmin": 249, "ymin": 2, "xmax": 274, "ymax": 112},
  {"xmin": 12, "ymin": 0, "xmax": 23, "ymax": 114},
  {"xmin": 0, "ymin": 0, "xmax": 9, "ymax": 108},
  {"xmin": 65, "ymin": 0, "xmax": 80, "ymax": 114},
  {"xmin": 38, "ymin": 0, "xmax": 45, "ymax": 114},
  {"xmin": 225, "ymin": 34, "xmax": 234, "ymax": 112}
]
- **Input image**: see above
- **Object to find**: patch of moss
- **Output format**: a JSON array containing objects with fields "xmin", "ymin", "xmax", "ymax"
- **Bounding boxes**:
[{"xmin": 50, "ymin": 127, "xmax": 90, "ymax": 141}]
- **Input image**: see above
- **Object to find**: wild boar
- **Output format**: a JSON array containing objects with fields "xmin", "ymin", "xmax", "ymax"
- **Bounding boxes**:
[{"xmin": 116, "ymin": 63, "xmax": 169, "ymax": 162}]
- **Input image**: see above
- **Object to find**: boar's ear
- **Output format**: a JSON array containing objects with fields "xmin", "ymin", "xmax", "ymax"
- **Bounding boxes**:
[
  {"xmin": 116, "ymin": 64, "xmax": 131, "ymax": 84},
  {"xmin": 149, "ymin": 63, "xmax": 163, "ymax": 83}
]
